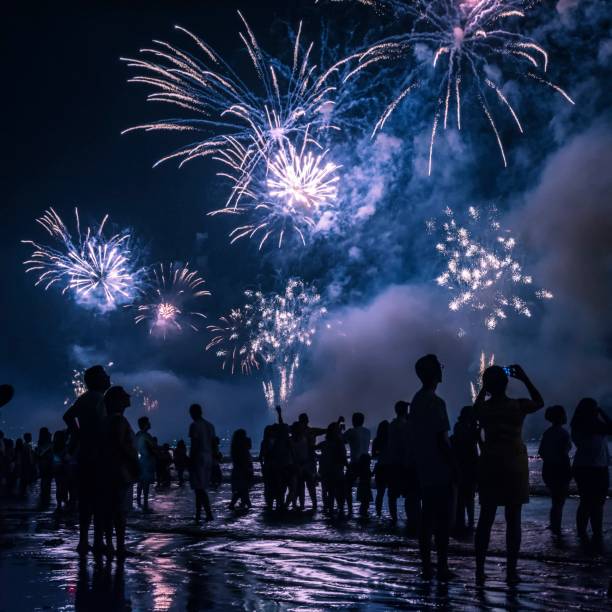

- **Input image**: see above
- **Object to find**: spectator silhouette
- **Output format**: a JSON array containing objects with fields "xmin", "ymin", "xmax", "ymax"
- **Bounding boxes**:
[
  {"xmin": 36, "ymin": 427, "xmax": 53, "ymax": 507},
  {"xmin": 135, "ymin": 416, "xmax": 156, "ymax": 512},
  {"xmin": 0, "ymin": 384, "xmax": 14, "ymax": 408},
  {"xmin": 474, "ymin": 364, "xmax": 544, "ymax": 585},
  {"xmin": 538, "ymin": 405, "xmax": 572, "ymax": 536},
  {"xmin": 210, "ymin": 436, "xmax": 223, "ymax": 489},
  {"xmin": 387, "ymin": 401, "xmax": 420, "ymax": 531},
  {"xmin": 297, "ymin": 411, "xmax": 326, "ymax": 510},
  {"xmin": 174, "ymin": 440, "xmax": 188, "ymax": 486},
  {"xmin": 372, "ymin": 420, "xmax": 391, "ymax": 518},
  {"xmin": 229, "ymin": 428, "xmax": 253, "ymax": 510},
  {"xmin": 101, "ymin": 386, "xmax": 139, "ymax": 558},
  {"xmin": 63, "ymin": 364, "xmax": 111, "ymax": 555},
  {"xmin": 318, "ymin": 422, "xmax": 347, "ymax": 516},
  {"xmin": 52, "ymin": 430, "xmax": 69, "ymax": 512},
  {"xmin": 451, "ymin": 406, "xmax": 480, "ymax": 535},
  {"xmin": 188, "ymin": 403, "xmax": 216, "ymax": 522},
  {"xmin": 344, "ymin": 412, "xmax": 371, "ymax": 515},
  {"xmin": 570, "ymin": 397, "xmax": 612, "ymax": 548},
  {"xmin": 411, "ymin": 354, "xmax": 456, "ymax": 581}
]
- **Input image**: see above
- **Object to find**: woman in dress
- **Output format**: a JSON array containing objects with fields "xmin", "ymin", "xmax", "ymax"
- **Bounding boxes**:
[{"xmin": 473, "ymin": 364, "xmax": 544, "ymax": 585}]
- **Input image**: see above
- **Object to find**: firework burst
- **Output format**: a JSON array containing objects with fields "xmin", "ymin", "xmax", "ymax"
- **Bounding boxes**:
[
  {"xmin": 133, "ymin": 263, "xmax": 210, "ymax": 338},
  {"xmin": 321, "ymin": 0, "xmax": 574, "ymax": 174},
  {"xmin": 122, "ymin": 13, "xmax": 342, "ymax": 247},
  {"xmin": 470, "ymin": 350, "xmax": 495, "ymax": 401},
  {"xmin": 430, "ymin": 205, "xmax": 553, "ymax": 330},
  {"xmin": 23, "ymin": 208, "xmax": 140, "ymax": 312},
  {"xmin": 206, "ymin": 303, "xmax": 261, "ymax": 375}
]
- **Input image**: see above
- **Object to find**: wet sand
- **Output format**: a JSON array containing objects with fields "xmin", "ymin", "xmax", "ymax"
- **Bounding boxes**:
[{"xmin": 1, "ymin": 476, "xmax": 610, "ymax": 611}]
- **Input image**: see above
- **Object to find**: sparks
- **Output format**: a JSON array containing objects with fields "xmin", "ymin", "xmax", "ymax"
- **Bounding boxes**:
[{"xmin": 23, "ymin": 208, "xmax": 141, "ymax": 313}]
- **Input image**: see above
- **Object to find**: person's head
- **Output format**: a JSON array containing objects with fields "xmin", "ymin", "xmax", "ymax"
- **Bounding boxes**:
[
  {"xmin": 326, "ymin": 421, "xmax": 339, "ymax": 440},
  {"xmin": 163, "ymin": 443, "xmax": 170, "ymax": 451},
  {"xmin": 83, "ymin": 365, "xmax": 111, "ymax": 393},
  {"xmin": 138, "ymin": 416, "xmax": 151, "ymax": 432},
  {"xmin": 24, "ymin": 432, "xmax": 32, "ymax": 444},
  {"xmin": 53, "ymin": 430, "xmax": 66, "ymax": 448},
  {"xmin": 38, "ymin": 427, "xmax": 51, "ymax": 445},
  {"xmin": 395, "ymin": 400, "xmax": 409, "ymax": 418},
  {"xmin": 15, "ymin": 438, "xmax": 24, "ymax": 451},
  {"xmin": 545, "ymin": 405, "xmax": 567, "ymax": 426},
  {"xmin": 298, "ymin": 412, "xmax": 309, "ymax": 426},
  {"xmin": 415, "ymin": 354, "xmax": 443, "ymax": 387},
  {"xmin": 376, "ymin": 420, "xmax": 389, "ymax": 440},
  {"xmin": 176, "ymin": 439, "xmax": 186, "ymax": 449},
  {"xmin": 189, "ymin": 403, "xmax": 203, "ymax": 420},
  {"xmin": 458, "ymin": 405, "xmax": 475, "ymax": 423},
  {"xmin": 352, "ymin": 412, "xmax": 365, "ymax": 427},
  {"xmin": 231, "ymin": 428, "xmax": 247, "ymax": 451},
  {"xmin": 104, "ymin": 386, "xmax": 131, "ymax": 415},
  {"xmin": 482, "ymin": 365, "xmax": 508, "ymax": 397},
  {"xmin": 570, "ymin": 397, "xmax": 599, "ymax": 431}
]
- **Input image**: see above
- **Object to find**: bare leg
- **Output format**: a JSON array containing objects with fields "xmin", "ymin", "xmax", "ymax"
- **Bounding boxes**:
[{"xmin": 475, "ymin": 503, "xmax": 497, "ymax": 581}]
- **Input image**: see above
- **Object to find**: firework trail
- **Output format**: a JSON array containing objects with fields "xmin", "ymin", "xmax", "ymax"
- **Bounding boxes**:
[
  {"xmin": 133, "ymin": 263, "xmax": 210, "ymax": 339},
  {"xmin": 430, "ymin": 205, "xmax": 553, "ymax": 330},
  {"xmin": 131, "ymin": 386, "xmax": 160, "ymax": 412},
  {"xmin": 23, "ymin": 208, "xmax": 140, "ymax": 313},
  {"xmin": 319, "ymin": 0, "xmax": 575, "ymax": 174},
  {"xmin": 122, "ymin": 13, "xmax": 342, "ymax": 248},
  {"xmin": 470, "ymin": 350, "xmax": 495, "ymax": 401},
  {"xmin": 207, "ymin": 280, "xmax": 326, "ymax": 409},
  {"xmin": 206, "ymin": 300, "xmax": 261, "ymax": 375},
  {"xmin": 254, "ymin": 279, "xmax": 327, "ymax": 409}
]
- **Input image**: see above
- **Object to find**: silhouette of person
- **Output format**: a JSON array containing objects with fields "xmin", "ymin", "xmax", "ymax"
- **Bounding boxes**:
[
  {"xmin": 570, "ymin": 397, "xmax": 612, "ymax": 548},
  {"xmin": 35, "ymin": 427, "xmax": 53, "ymax": 507},
  {"xmin": 63, "ymin": 364, "xmax": 111, "ymax": 555},
  {"xmin": 174, "ymin": 439, "xmax": 188, "ymax": 486},
  {"xmin": 474, "ymin": 364, "xmax": 544, "ymax": 585},
  {"xmin": 259, "ymin": 424, "xmax": 275, "ymax": 510},
  {"xmin": 22, "ymin": 432, "xmax": 36, "ymax": 488},
  {"xmin": 229, "ymin": 428, "xmax": 253, "ymax": 510},
  {"xmin": 52, "ymin": 430, "xmax": 69, "ymax": 511},
  {"xmin": 410, "ymin": 354, "xmax": 456, "ymax": 581},
  {"xmin": 0, "ymin": 384, "xmax": 14, "ymax": 408},
  {"xmin": 451, "ymin": 405, "xmax": 480, "ymax": 535},
  {"xmin": 372, "ymin": 420, "xmax": 391, "ymax": 518},
  {"xmin": 538, "ymin": 405, "xmax": 572, "ymax": 536},
  {"xmin": 297, "ymin": 411, "xmax": 326, "ymax": 510},
  {"xmin": 158, "ymin": 443, "xmax": 173, "ymax": 488},
  {"xmin": 188, "ymin": 403, "xmax": 216, "ymax": 522},
  {"xmin": 135, "ymin": 416, "xmax": 157, "ymax": 511},
  {"xmin": 210, "ymin": 436, "xmax": 223, "ymax": 489},
  {"xmin": 318, "ymin": 422, "xmax": 347, "ymax": 516},
  {"xmin": 344, "ymin": 412, "xmax": 371, "ymax": 515},
  {"xmin": 100, "ymin": 385, "xmax": 139, "ymax": 558}
]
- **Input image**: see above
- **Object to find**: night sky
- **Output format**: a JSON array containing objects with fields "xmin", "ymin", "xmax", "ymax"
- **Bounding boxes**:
[{"xmin": 2, "ymin": 0, "xmax": 611, "ymax": 441}]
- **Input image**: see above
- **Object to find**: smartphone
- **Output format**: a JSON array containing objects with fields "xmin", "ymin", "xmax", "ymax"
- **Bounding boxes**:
[{"xmin": 503, "ymin": 366, "xmax": 515, "ymax": 377}]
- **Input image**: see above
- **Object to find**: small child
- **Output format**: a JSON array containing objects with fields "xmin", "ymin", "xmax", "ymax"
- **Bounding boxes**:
[
  {"xmin": 229, "ymin": 429, "xmax": 253, "ymax": 510},
  {"xmin": 538, "ymin": 405, "xmax": 572, "ymax": 535}
]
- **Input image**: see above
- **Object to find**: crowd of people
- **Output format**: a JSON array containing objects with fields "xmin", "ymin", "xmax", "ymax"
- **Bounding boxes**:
[{"xmin": 0, "ymin": 356, "xmax": 610, "ymax": 586}]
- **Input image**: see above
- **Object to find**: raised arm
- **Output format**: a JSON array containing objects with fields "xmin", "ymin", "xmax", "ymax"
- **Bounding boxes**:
[{"xmin": 511, "ymin": 365, "xmax": 544, "ymax": 411}]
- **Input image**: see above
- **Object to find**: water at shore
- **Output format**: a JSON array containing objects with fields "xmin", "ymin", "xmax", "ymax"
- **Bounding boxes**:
[{"xmin": 1, "ymin": 451, "xmax": 610, "ymax": 611}]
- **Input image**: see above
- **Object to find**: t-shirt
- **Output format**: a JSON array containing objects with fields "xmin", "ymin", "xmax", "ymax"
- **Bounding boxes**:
[
  {"xmin": 344, "ymin": 426, "xmax": 371, "ymax": 464},
  {"xmin": 189, "ymin": 418, "xmax": 216, "ymax": 461},
  {"xmin": 387, "ymin": 417, "xmax": 414, "ymax": 468},
  {"xmin": 410, "ymin": 388, "xmax": 452, "ymax": 487},
  {"xmin": 538, "ymin": 425, "xmax": 571, "ymax": 465}
]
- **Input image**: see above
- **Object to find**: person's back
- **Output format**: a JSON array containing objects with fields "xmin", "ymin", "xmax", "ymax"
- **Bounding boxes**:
[
  {"xmin": 539, "ymin": 425, "xmax": 571, "ymax": 466},
  {"xmin": 387, "ymin": 415, "xmax": 412, "ymax": 469},
  {"xmin": 410, "ymin": 387, "xmax": 452, "ymax": 488},
  {"xmin": 344, "ymin": 424, "xmax": 371, "ymax": 465},
  {"xmin": 190, "ymin": 417, "xmax": 215, "ymax": 460}
]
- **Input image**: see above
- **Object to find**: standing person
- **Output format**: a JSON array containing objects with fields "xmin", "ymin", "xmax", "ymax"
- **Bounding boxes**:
[
  {"xmin": 135, "ymin": 417, "xmax": 156, "ymax": 512},
  {"xmin": 474, "ymin": 364, "xmax": 544, "ymax": 586},
  {"xmin": 229, "ymin": 429, "xmax": 254, "ymax": 510},
  {"xmin": 344, "ymin": 412, "xmax": 371, "ymax": 515},
  {"xmin": 318, "ymin": 422, "xmax": 347, "ymax": 516},
  {"xmin": 372, "ymin": 420, "xmax": 391, "ymax": 518},
  {"xmin": 210, "ymin": 437, "xmax": 223, "ymax": 489},
  {"xmin": 388, "ymin": 401, "xmax": 420, "ymax": 533},
  {"xmin": 63, "ymin": 365, "xmax": 111, "ymax": 555},
  {"xmin": 410, "ymin": 354, "xmax": 456, "ymax": 581},
  {"xmin": 297, "ymin": 412, "xmax": 326, "ymax": 510},
  {"xmin": 538, "ymin": 405, "xmax": 572, "ymax": 536},
  {"xmin": 174, "ymin": 440, "xmax": 188, "ymax": 486},
  {"xmin": 22, "ymin": 432, "xmax": 36, "ymax": 488},
  {"xmin": 52, "ymin": 430, "xmax": 69, "ymax": 512},
  {"xmin": 158, "ymin": 444, "xmax": 173, "ymax": 488},
  {"xmin": 188, "ymin": 403, "xmax": 216, "ymax": 522},
  {"xmin": 100, "ymin": 386, "xmax": 139, "ymax": 558},
  {"xmin": 36, "ymin": 427, "xmax": 54, "ymax": 507},
  {"xmin": 451, "ymin": 406, "xmax": 480, "ymax": 535},
  {"xmin": 570, "ymin": 398, "xmax": 612, "ymax": 547}
]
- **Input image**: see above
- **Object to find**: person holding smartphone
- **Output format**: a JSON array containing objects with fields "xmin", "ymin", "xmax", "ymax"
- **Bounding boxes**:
[{"xmin": 473, "ymin": 364, "xmax": 544, "ymax": 586}]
